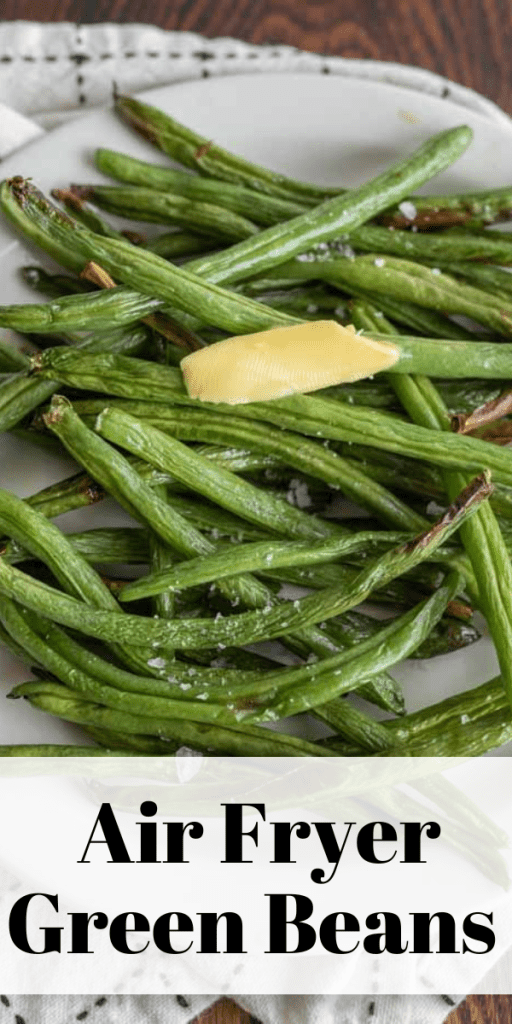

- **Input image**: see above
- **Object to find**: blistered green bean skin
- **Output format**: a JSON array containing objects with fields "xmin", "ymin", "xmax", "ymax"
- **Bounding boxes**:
[
  {"xmin": 0, "ymin": 288, "xmax": 165, "ymax": 333},
  {"xmin": 72, "ymin": 183, "xmax": 260, "ymax": 242},
  {"xmin": 95, "ymin": 148, "xmax": 306, "ymax": 224}
]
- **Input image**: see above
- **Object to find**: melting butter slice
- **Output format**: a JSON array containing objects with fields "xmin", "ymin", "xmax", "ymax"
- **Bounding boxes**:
[{"xmin": 181, "ymin": 320, "xmax": 400, "ymax": 405}]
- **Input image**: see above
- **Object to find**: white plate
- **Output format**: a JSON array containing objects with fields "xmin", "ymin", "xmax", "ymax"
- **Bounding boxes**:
[{"xmin": 0, "ymin": 72, "xmax": 511, "ymax": 751}]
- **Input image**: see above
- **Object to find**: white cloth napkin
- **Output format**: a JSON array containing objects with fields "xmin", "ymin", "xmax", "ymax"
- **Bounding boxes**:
[{"xmin": 1, "ymin": 18, "xmax": 510, "ymax": 1024}]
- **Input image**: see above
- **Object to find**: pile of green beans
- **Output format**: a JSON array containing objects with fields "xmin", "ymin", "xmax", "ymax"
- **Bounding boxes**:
[{"xmin": 2, "ymin": 99, "xmax": 512, "ymax": 758}]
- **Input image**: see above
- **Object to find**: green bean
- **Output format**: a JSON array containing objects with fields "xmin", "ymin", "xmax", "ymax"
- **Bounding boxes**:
[
  {"xmin": 249, "ymin": 285, "xmax": 343, "ymax": 320},
  {"xmin": 108, "ymin": 402, "xmax": 424, "ymax": 531},
  {"xmin": 114, "ymin": 95, "xmax": 347, "ymax": 204},
  {"xmin": 85, "ymin": 727, "xmax": 180, "ymax": 753},
  {"xmin": 79, "ymin": 324, "xmax": 153, "ymax": 356},
  {"xmin": 18, "ymin": 683, "xmax": 333, "ymax": 757},
  {"xmin": 357, "ymin": 291, "xmax": 477, "ymax": 341},
  {"xmin": 283, "ymin": 550, "xmax": 472, "ymax": 613},
  {"xmin": 0, "ymin": 619, "xmax": 33, "ymax": 663},
  {"xmin": 147, "ymin": 493, "xmax": 271, "ymax": 542},
  {"xmin": 21, "ymin": 265, "xmax": 93, "ymax": 298},
  {"xmin": 247, "ymin": 254, "xmax": 490, "ymax": 340},
  {"xmin": 95, "ymin": 148, "xmax": 306, "ymax": 225},
  {"xmin": 0, "ymin": 556, "xmax": 386, "ymax": 652},
  {"xmin": 329, "ymin": 608, "xmax": 480, "ymax": 660},
  {"xmin": 363, "ymin": 295, "xmax": 512, "ymax": 704},
  {"xmin": 0, "ymin": 487, "xmax": 129, "ymax": 611},
  {"xmin": 1, "ymin": 180, "xmax": 298, "ymax": 334},
  {"xmin": 114, "ymin": 100, "xmax": 512, "ymax": 235},
  {"xmin": 381, "ymin": 708, "xmax": 512, "ymax": 757},
  {"xmin": 433, "ymin": 445, "xmax": 512, "ymax": 706},
  {"xmin": 263, "ymin": 563, "xmax": 423, "ymax": 610},
  {"xmin": 342, "ymin": 223, "xmax": 512, "ymax": 265},
  {"xmin": 31, "ymin": 363, "xmax": 427, "ymax": 532},
  {"xmin": 0, "ymin": 485, "xmax": 159, "ymax": 682},
  {"xmin": 2, "ymin": 117, "xmax": 506, "ymax": 752},
  {"xmin": 38, "ymin": 401, "xmax": 408, "ymax": 670},
  {"xmin": 147, "ymin": 231, "xmax": 217, "ymax": 259},
  {"xmin": 3, "ymin": 125, "xmax": 475, "ymax": 316},
  {"xmin": 39, "ymin": 417, "xmax": 336, "ymax": 670},
  {"xmin": 9, "ymin": 177, "xmax": 512, "ymax": 362},
  {"xmin": 230, "ymin": 397, "xmax": 512, "ymax": 489},
  {"xmin": 119, "ymin": 530, "xmax": 406, "ymax": 602},
  {"xmin": 71, "ymin": 184, "xmax": 261, "ymax": 243},
  {"xmin": 0, "ymin": 337, "xmax": 32, "ymax": 371},
  {"xmin": 6, "ymin": 604, "xmax": 257, "ymax": 698},
  {"xmin": 0, "ymin": 582, "xmax": 450, "ymax": 727},
  {"xmin": 356, "ymin": 677, "xmax": 404, "ymax": 716},
  {"xmin": 3, "ymin": 526, "xmax": 149, "ymax": 567},
  {"xmin": 182, "ymin": 126, "xmax": 474, "ymax": 286},
  {"xmin": 381, "ymin": 674, "xmax": 508, "ymax": 746},
  {"xmin": 333, "ymin": 438, "xmax": 512, "ymax": 524},
  {"xmin": 3, "ymin": 607, "xmax": 254, "ymax": 728},
  {"xmin": 0, "ymin": 287, "xmax": 167, "ymax": 334},
  {"xmin": 35, "ymin": 357, "xmax": 512, "ymax": 499},
  {"xmin": 36, "ymin": 307, "xmax": 512, "ymax": 394},
  {"xmin": 5, "ymin": 571, "xmax": 459, "ymax": 723},
  {"xmin": 259, "ymin": 254, "xmax": 512, "ymax": 338},
  {"xmin": 313, "ymin": 700, "xmax": 392, "ymax": 751},
  {"xmin": 0, "ymin": 745, "xmax": 139, "ymax": 756},
  {"xmin": 147, "ymin": 491, "xmax": 174, "ymax": 622},
  {"xmin": 0, "ymin": 483, "xmax": 158, "ymax": 678},
  {"xmin": 71, "ymin": 375, "xmax": 509, "ymax": 420},
  {"xmin": 432, "ymin": 260, "xmax": 512, "ymax": 303},
  {"xmin": 0, "ymin": 319, "xmax": 151, "ymax": 435},
  {"xmin": 242, "ymin": 269, "xmax": 477, "ymax": 341},
  {"xmin": 0, "ymin": 373, "xmax": 61, "ymax": 434},
  {"xmin": 41, "ymin": 402, "xmax": 359, "ymax": 673},
  {"xmin": 244, "ymin": 573, "xmax": 462, "ymax": 721},
  {"xmin": 0, "ymin": 475, "xmax": 489, "ymax": 651},
  {"xmin": 43, "ymin": 397, "xmax": 272, "ymax": 612},
  {"xmin": 52, "ymin": 187, "xmax": 142, "ymax": 243},
  {"xmin": 95, "ymin": 407, "xmax": 344, "ymax": 543},
  {"xmin": 24, "ymin": 469, "xmax": 107, "ymax": 519},
  {"xmin": 92, "ymin": 146, "xmax": 512, "ymax": 276},
  {"xmin": 20, "ymin": 445, "xmax": 279, "ymax": 525},
  {"xmin": 382, "ymin": 188, "xmax": 512, "ymax": 228}
]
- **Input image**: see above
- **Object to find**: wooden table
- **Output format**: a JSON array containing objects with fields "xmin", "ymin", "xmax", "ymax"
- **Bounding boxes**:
[{"xmin": 2, "ymin": 1, "xmax": 510, "ymax": 1021}]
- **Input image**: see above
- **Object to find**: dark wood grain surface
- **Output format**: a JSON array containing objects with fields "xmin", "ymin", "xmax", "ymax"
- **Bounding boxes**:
[{"xmin": 1, "ymin": 1, "xmax": 510, "ymax": 1021}]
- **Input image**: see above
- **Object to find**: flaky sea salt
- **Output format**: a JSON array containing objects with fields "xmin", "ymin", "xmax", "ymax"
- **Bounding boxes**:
[
  {"xmin": 398, "ymin": 200, "xmax": 417, "ymax": 221},
  {"xmin": 147, "ymin": 656, "xmax": 166, "ymax": 670}
]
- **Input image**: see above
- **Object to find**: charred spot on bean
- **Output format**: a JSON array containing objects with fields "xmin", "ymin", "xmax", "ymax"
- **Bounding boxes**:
[
  {"xmin": 194, "ymin": 141, "xmax": 214, "ymax": 161},
  {"xmin": 77, "ymin": 476, "xmax": 105, "ymax": 504}
]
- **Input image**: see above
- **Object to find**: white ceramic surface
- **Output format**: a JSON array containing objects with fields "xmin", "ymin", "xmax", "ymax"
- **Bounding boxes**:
[{"xmin": 1, "ymin": 72, "xmax": 512, "ymax": 749}]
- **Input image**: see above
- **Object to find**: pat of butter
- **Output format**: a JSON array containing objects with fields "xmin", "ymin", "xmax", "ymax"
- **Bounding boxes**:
[{"xmin": 181, "ymin": 320, "xmax": 400, "ymax": 405}]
